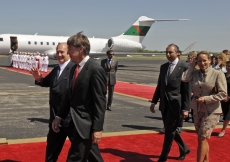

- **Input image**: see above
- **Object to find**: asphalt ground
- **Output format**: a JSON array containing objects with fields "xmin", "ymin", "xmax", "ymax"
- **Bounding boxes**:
[{"xmin": 0, "ymin": 57, "xmax": 204, "ymax": 140}]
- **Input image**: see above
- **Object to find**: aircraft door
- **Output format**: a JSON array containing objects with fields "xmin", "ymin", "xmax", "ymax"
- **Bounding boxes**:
[{"xmin": 10, "ymin": 37, "xmax": 18, "ymax": 53}]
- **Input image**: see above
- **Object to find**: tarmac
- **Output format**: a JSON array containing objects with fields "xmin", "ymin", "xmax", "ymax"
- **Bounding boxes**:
[{"xmin": 0, "ymin": 57, "xmax": 223, "ymax": 145}]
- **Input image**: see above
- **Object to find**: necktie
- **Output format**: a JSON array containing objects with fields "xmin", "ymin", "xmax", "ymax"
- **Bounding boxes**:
[
  {"xmin": 168, "ymin": 63, "xmax": 173, "ymax": 76},
  {"xmin": 72, "ymin": 65, "xmax": 80, "ymax": 89},
  {"xmin": 55, "ymin": 66, "xmax": 60, "ymax": 83},
  {"xmin": 167, "ymin": 63, "xmax": 173, "ymax": 81}
]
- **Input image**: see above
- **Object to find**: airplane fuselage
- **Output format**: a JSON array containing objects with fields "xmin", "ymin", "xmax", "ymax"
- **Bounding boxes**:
[
  {"xmin": 0, "ymin": 34, "xmax": 112, "ymax": 59},
  {"xmin": 0, "ymin": 16, "xmax": 189, "ymax": 63},
  {"xmin": 0, "ymin": 34, "xmax": 144, "ymax": 59}
]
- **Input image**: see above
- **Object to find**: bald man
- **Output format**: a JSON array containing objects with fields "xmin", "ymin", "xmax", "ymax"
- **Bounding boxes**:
[{"xmin": 30, "ymin": 43, "xmax": 75, "ymax": 161}]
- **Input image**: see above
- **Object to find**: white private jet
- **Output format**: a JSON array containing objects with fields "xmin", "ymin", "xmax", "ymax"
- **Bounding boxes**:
[{"xmin": 0, "ymin": 16, "xmax": 189, "ymax": 65}]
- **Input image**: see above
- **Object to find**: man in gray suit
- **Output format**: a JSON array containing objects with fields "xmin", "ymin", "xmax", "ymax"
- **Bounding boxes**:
[
  {"xmin": 150, "ymin": 44, "xmax": 190, "ymax": 162},
  {"xmin": 101, "ymin": 50, "xmax": 118, "ymax": 111}
]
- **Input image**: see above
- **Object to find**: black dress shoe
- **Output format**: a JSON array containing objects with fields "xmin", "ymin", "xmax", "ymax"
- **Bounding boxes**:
[
  {"xmin": 158, "ymin": 156, "xmax": 167, "ymax": 162},
  {"xmin": 106, "ymin": 107, "xmax": 112, "ymax": 111},
  {"xmin": 177, "ymin": 150, "xmax": 190, "ymax": 160}
]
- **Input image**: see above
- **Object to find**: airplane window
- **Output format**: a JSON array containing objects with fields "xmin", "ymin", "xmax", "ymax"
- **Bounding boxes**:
[
  {"xmin": 0, "ymin": 38, "xmax": 3, "ymax": 41},
  {"xmin": 53, "ymin": 42, "xmax": 55, "ymax": 45},
  {"xmin": 41, "ymin": 42, "xmax": 43, "ymax": 45},
  {"xmin": 47, "ymin": 42, "xmax": 49, "ymax": 45},
  {"xmin": 28, "ymin": 41, "xmax": 31, "ymax": 44},
  {"xmin": 34, "ymin": 41, "xmax": 37, "ymax": 45}
]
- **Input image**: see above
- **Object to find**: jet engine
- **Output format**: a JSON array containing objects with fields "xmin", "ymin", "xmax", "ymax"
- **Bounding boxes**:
[
  {"xmin": 44, "ymin": 50, "xmax": 56, "ymax": 59},
  {"xmin": 107, "ymin": 37, "xmax": 144, "ymax": 52}
]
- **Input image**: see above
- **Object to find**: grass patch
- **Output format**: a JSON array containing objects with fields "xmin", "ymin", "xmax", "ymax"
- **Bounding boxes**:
[{"xmin": 0, "ymin": 55, "xmax": 8, "ymax": 58}]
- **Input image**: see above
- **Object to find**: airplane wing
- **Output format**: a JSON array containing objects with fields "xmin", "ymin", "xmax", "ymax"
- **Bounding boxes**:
[
  {"xmin": 89, "ymin": 51, "xmax": 161, "ymax": 58},
  {"xmin": 182, "ymin": 41, "xmax": 197, "ymax": 54},
  {"xmin": 153, "ymin": 19, "xmax": 190, "ymax": 22}
]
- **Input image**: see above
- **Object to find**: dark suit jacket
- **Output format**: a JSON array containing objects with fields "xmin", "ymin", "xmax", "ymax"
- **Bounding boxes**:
[
  {"xmin": 35, "ymin": 61, "xmax": 75, "ymax": 127},
  {"xmin": 151, "ymin": 60, "xmax": 190, "ymax": 116},
  {"xmin": 57, "ymin": 58, "xmax": 107, "ymax": 139},
  {"xmin": 101, "ymin": 58, "xmax": 118, "ymax": 85}
]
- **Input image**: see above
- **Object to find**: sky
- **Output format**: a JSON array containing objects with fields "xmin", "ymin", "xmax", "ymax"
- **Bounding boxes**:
[{"xmin": 0, "ymin": 0, "xmax": 229, "ymax": 52}]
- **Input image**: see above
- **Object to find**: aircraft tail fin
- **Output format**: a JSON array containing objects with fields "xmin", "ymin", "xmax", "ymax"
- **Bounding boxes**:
[
  {"xmin": 115, "ymin": 16, "xmax": 189, "ymax": 43},
  {"xmin": 182, "ymin": 40, "xmax": 197, "ymax": 54}
]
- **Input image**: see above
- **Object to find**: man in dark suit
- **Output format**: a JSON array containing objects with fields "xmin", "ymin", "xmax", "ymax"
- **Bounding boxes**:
[
  {"xmin": 52, "ymin": 32, "xmax": 107, "ymax": 162},
  {"xmin": 30, "ymin": 43, "xmax": 75, "ymax": 161},
  {"xmin": 30, "ymin": 43, "xmax": 102, "ymax": 162},
  {"xmin": 101, "ymin": 50, "xmax": 118, "ymax": 111},
  {"xmin": 150, "ymin": 44, "xmax": 190, "ymax": 162}
]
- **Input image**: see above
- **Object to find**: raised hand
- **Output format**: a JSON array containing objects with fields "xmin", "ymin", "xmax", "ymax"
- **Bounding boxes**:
[{"xmin": 30, "ymin": 67, "xmax": 42, "ymax": 81}]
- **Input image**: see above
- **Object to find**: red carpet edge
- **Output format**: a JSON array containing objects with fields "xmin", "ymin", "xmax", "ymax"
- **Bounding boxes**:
[{"xmin": 0, "ymin": 125, "xmax": 225, "ymax": 146}]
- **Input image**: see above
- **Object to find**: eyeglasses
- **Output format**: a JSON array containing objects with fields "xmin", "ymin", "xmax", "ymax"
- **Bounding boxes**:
[
  {"xmin": 166, "ymin": 51, "xmax": 174, "ymax": 54},
  {"xmin": 108, "ymin": 53, "xmax": 114, "ymax": 55}
]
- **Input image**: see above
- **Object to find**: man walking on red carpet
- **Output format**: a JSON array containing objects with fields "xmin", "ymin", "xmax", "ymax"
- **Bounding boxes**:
[
  {"xmin": 150, "ymin": 44, "xmax": 190, "ymax": 162},
  {"xmin": 52, "ymin": 32, "xmax": 107, "ymax": 162},
  {"xmin": 30, "ymin": 42, "xmax": 103, "ymax": 162},
  {"xmin": 30, "ymin": 43, "xmax": 75, "ymax": 162}
]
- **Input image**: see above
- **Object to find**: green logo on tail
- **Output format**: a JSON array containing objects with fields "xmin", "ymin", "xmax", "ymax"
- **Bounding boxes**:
[{"xmin": 124, "ymin": 25, "xmax": 150, "ymax": 36}]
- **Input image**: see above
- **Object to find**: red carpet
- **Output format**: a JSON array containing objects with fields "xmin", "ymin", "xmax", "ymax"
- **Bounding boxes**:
[
  {"xmin": 1, "ymin": 67, "xmax": 50, "ymax": 77},
  {"xmin": 2, "ymin": 67, "xmax": 228, "ymax": 161},
  {"xmin": 115, "ymin": 82, "xmax": 156, "ymax": 100},
  {"xmin": 2, "ymin": 67, "xmax": 156, "ymax": 100},
  {"xmin": 0, "ymin": 128, "xmax": 229, "ymax": 162}
]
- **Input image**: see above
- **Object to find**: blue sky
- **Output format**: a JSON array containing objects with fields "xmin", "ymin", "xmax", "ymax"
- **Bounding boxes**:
[{"xmin": 0, "ymin": 1, "xmax": 229, "ymax": 52}]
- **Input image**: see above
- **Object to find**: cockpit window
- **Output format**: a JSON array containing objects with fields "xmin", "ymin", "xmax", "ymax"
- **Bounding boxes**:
[{"xmin": 0, "ymin": 38, "xmax": 3, "ymax": 41}]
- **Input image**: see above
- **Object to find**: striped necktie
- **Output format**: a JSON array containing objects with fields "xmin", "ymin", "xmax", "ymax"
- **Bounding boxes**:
[
  {"xmin": 55, "ymin": 66, "xmax": 60, "ymax": 83},
  {"xmin": 168, "ymin": 63, "xmax": 173, "ymax": 77},
  {"xmin": 166, "ymin": 63, "xmax": 173, "ymax": 83}
]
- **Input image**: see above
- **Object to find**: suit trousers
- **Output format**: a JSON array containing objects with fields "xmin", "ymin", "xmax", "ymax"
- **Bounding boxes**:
[
  {"xmin": 177, "ymin": 115, "xmax": 184, "ymax": 128},
  {"xmin": 46, "ymin": 121, "xmax": 74, "ymax": 162},
  {"xmin": 159, "ymin": 98, "xmax": 189, "ymax": 161},
  {"xmin": 46, "ymin": 121, "xmax": 103, "ymax": 162},
  {"xmin": 107, "ymin": 84, "xmax": 114, "ymax": 107},
  {"xmin": 67, "ymin": 127, "xmax": 104, "ymax": 162}
]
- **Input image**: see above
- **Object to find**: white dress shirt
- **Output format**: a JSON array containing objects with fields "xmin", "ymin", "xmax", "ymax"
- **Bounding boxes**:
[
  {"xmin": 58, "ymin": 59, "xmax": 70, "ymax": 78},
  {"xmin": 78, "ymin": 55, "xmax": 90, "ymax": 72},
  {"xmin": 166, "ymin": 57, "xmax": 179, "ymax": 84}
]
